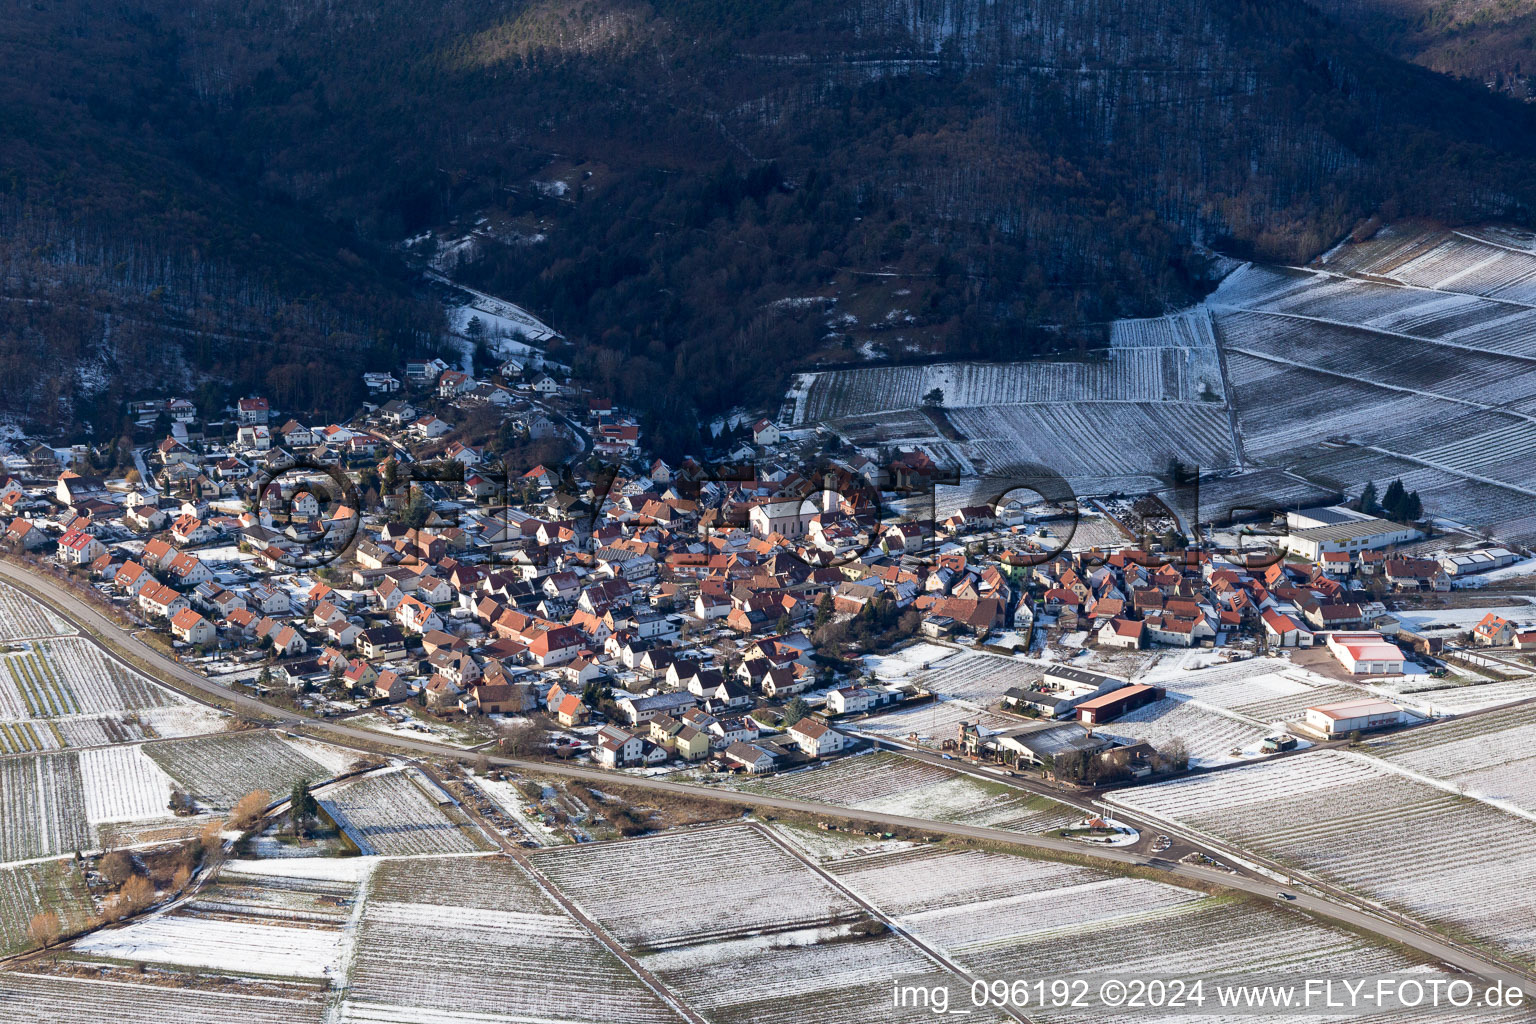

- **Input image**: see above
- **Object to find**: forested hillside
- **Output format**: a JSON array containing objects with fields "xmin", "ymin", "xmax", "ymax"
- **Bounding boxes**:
[
  {"xmin": 5, "ymin": 0, "xmax": 1536, "ymax": 444},
  {"xmin": 1312, "ymin": 0, "xmax": 1536, "ymax": 99}
]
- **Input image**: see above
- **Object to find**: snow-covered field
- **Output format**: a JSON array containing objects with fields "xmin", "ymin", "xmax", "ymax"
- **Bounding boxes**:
[
  {"xmin": 1213, "ymin": 227, "xmax": 1536, "ymax": 539},
  {"xmin": 818, "ymin": 842, "xmax": 1478, "ymax": 1023},
  {"xmin": 1110, "ymin": 750, "xmax": 1536, "ymax": 961},
  {"xmin": 1393, "ymin": 602, "xmax": 1536, "ymax": 631},
  {"xmin": 77, "ymin": 745, "xmax": 175, "ymax": 825},
  {"xmin": 853, "ymin": 698, "xmax": 1015, "ymax": 745},
  {"xmin": 788, "ymin": 320, "xmax": 1236, "ymax": 495},
  {"xmin": 0, "ymin": 972, "xmax": 325, "ymax": 1024},
  {"xmin": 1096, "ymin": 697, "xmax": 1269, "ymax": 767},
  {"xmin": 319, "ymin": 768, "xmax": 491, "ymax": 857},
  {"xmin": 861, "ymin": 642, "xmax": 960, "ymax": 680},
  {"xmin": 1366, "ymin": 704, "xmax": 1536, "ymax": 813},
  {"xmin": 343, "ymin": 855, "xmax": 679, "ymax": 1024},
  {"xmin": 470, "ymin": 774, "xmax": 562, "ymax": 846},
  {"xmin": 0, "ymin": 582, "xmax": 76, "ymax": 642},
  {"xmin": 740, "ymin": 751, "xmax": 1078, "ymax": 833},
  {"xmin": 145, "ymin": 731, "xmax": 342, "ymax": 811},
  {"xmin": 532, "ymin": 825, "xmax": 861, "ymax": 948},
  {"xmin": 0, "ymin": 751, "xmax": 92, "ymax": 862},
  {"xmin": 74, "ymin": 915, "xmax": 346, "ymax": 979},
  {"xmin": 905, "ymin": 648, "xmax": 1033, "ymax": 703}
]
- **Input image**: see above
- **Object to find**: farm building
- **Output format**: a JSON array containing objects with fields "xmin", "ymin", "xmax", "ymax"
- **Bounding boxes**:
[
  {"xmin": 1075, "ymin": 684, "xmax": 1164, "ymax": 726},
  {"xmin": 1439, "ymin": 548, "xmax": 1519, "ymax": 577},
  {"xmin": 1043, "ymin": 666, "xmax": 1127, "ymax": 694},
  {"xmin": 989, "ymin": 721, "xmax": 1114, "ymax": 765},
  {"xmin": 1325, "ymin": 632, "xmax": 1404, "ymax": 675},
  {"xmin": 1303, "ymin": 699, "xmax": 1410, "ymax": 736},
  {"xmin": 1003, "ymin": 688, "xmax": 1076, "ymax": 718}
]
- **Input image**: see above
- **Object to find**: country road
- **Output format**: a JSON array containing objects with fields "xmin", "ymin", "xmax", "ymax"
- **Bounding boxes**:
[{"xmin": 1, "ymin": 559, "xmax": 1530, "ymax": 992}]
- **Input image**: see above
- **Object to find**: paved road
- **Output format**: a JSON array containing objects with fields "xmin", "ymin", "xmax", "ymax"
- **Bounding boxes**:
[{"xmin": 1, "ymin": 560, "xmax": 1530, "ymax": 991}]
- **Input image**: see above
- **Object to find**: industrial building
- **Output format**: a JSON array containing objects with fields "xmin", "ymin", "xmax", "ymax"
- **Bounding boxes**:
[
  {"xmin": 1280, "ymin": 508, "xmax": 1422, "ymax": 561},
  {"xmin": 1303, "ymin": 698, "xmax": 1410, "ymax": 736}
]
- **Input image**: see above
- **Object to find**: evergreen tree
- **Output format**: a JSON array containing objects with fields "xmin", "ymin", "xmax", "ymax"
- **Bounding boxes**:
[
  {"xmin": 1382, "ymin": 478, "xmax": 1407, "ymax": 518},
  {"xmin": 1357, "ymin": 481, "xmax": 1379, "ymax": 514},
  {"xmin": 1405, "ymin": 491, "xmax": 1423, "ymax": 520},
  {"xmin": 781, "ymin": 696, "xmax": 810, "ymax": 728},
  {"xmin": 815, "ymin": 591, "xmax": 834, "ymax": 628},
  {"xmin": 289, "ymin": 780, "xmax": 318, "ymax": 838}
]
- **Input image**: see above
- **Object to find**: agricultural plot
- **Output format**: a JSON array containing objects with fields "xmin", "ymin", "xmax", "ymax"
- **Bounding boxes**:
[
  {"xmin": 739, "ymin": 751, "xmax": 1079, "ymax": 833},
  {"xmin": 1160, "ymin": 466, "xmax": 1337, "ymax": 529},
  {"xmin": 0, "ymin": 752, "xmax": 92, "ymax": 862},
  {"xmin": 1373, "ymin": 675, "xmax": 1536, "ymax": 715},
  {"xmin": 1146, "ymin": 658, "xmax": 1368, "ymax": 727},
  {"xmin": 144, "ymin": 731, "xmax": 338, "ymax": 811},
  {"xmin": 186, "ymin": 874, "xmax": 359, "ymax": 926},
  {"xmin": 77, "ymin": 744, "xmax": 176, "ymax": 825},
  {"xmin": 1095, "ymin": 697, "xmax": 1268, "ymax": 767},
  {"xmin": 1322, "ymin": 223, "xmax": 1536, "ymax": 307},
  {"xmin": 0, "ymin": 859, "xmax": 93, "ymax": 956},
  {"xmin": 73, "ymin": 915, "xmax": 347, "ymax": 980},
  {"xmin": 833, "ymin": 846, "xmax": 1201, "ymax": 951},
  {"xmin": 853, "ymin": 698, "xmax": 1015, "ymax": 745},
  {"xmin": 908, "ymin": 648, "xmax": 1035, "ymax": 704},
  {"xmin": 819, "ymin": 843, "xmax": 1471, "ymax": 1023},
  {"xmin": 0, "ymin": 719, "xmax": 61, "ymax": 754},
  {"xmin": 532, "ymin": 825, "xmax": 862, "ymax": 948},
  {"xmin": 1110, "ymin": 751, "xmax": 1536, "ymax": 962},
  {"xmin": 343, "ymin": 855, "xmax": 681, "ymax": 1024},
  {"xmin": 0, "ymin": 637, "xmax": 220, "ymax": 753},
  {"xmin": 950, "ymin": 402, "xmax": 1234, "ymax": 486},
  {"xmin": 1366, "ymin": 704, "xmax": 1536, "ymax": 812},
  {"xmin": 0, "ymin": 639, "xmax": 181, "ymax": 721},
  {"xmin": 790, "ymin": 321, "xmax": 1235, "ymax": 497},
  {"xmin": 318, "ymin": 768, "xmax": 491, "ymax": 856},
  {"xmin": 0, "ymin": 582, "xmax": 76, "ymax": 642},
  {"xmin": 643, "ymin": 930, "xmax": 983, "ymax": 1024},
  {"xmin": 0, "ymin": 972, "xmax": 325, "ymax": 1024}
]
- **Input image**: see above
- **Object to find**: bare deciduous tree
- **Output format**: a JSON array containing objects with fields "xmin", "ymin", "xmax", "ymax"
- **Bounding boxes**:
[
  {"xmin": 230, "ymin": 789, "xmax": 272, "ymax": 831},
  {"xmin": 27, "ymin": 911, "xmax": 61, "ymax": 949}
]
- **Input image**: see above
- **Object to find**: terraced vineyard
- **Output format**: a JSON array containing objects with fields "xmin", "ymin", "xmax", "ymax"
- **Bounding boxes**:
[
  {"xmin": 1204, "ymin": 226, "xmax": 1536, "ymax": 539},
  {"xmin": 739, "ymin": 751, "xmax": 1079, "ymax": 833},
  {"xmin": 950, "ymin": 402, "xmax": 1234, "ymax": 484},
  {"xmin": 318, "ymin": 768, "xmax": 492, "ymax": 856},
  {"xmin": 1110, "ymin": 751, "xmax": 1536, "ymax": 963},
  {"xmin": 788, "ymin": 319, "xmax": 1235, "ymax": 495}
]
